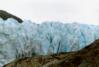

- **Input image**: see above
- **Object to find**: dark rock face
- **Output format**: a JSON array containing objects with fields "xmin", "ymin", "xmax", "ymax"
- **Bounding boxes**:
[
  {"xmin": 3, "ymin": 39, "xmax": 99, "ymax": 67},
  {"xmin": 57, "ymin": 39, "xmax": 99, "ymax": 67},
  {"xmin": 0, "ymin": 10, "xmax": 23, "ymax": 23}
]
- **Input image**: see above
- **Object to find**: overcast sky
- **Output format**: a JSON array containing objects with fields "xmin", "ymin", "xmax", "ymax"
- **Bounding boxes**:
[{"xmin": 0, "ymin": 0, "xmax": 99, "ymax": 25}]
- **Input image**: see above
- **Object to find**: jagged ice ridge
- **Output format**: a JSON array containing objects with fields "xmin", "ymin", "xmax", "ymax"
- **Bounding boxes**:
[{"xmin": 0, "ymin": 18, "xmax": 99, "ymax": 67}]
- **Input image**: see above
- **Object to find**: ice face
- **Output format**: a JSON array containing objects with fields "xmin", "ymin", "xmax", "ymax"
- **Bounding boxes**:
[{"xmin": 0, "ymin": 18, "xmax": 99, "ymax": 67}]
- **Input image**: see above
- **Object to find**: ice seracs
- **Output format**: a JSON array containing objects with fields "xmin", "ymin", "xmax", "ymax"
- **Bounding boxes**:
[{"xmin": 0, "ymin": 19, "xmax": 99, "ymax": 67}]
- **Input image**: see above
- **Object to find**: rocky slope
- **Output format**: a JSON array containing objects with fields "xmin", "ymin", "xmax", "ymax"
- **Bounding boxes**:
[{"xmin": 3, "ymin": 39, "xmax": 99, "ymax": 67}]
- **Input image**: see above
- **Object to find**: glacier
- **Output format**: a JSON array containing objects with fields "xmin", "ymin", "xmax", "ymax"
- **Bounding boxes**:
[{"xmin": 0, "ymin": 18, "xmax": 99, "ymax": 67}]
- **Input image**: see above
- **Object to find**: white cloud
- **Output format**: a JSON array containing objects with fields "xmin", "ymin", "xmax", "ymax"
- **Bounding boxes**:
[{"xmin": 0, "ymin": 0, "xmax": 99, "ymax": 25}]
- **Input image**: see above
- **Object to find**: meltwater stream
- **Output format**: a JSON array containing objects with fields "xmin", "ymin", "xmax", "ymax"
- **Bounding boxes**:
[{"xmin": 0, "ymin": 18, "xmax": 99, "ymax": 67}]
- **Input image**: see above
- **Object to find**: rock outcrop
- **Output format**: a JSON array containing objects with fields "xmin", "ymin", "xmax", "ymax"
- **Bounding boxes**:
[
  {"xmin": 0, "ymin": 10, "xmax": 23, "ymax": 23},
  {"xmin": 3, "ymin": 39, "xmax": 99, "ymax": 67}
]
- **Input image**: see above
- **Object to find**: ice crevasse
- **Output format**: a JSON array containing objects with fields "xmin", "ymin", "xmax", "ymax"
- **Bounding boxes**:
[{"xmin": 0, "ymin": 18, "xmax": 99, "ymax": 67}]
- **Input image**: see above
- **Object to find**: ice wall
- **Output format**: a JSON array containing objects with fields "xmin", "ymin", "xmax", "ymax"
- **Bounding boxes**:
[{"xmin": 0, "ymin": 18, "xmax": 99, "ymax": 67}]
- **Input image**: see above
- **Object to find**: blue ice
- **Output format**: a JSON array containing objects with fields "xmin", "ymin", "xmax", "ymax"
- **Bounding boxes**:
[{"xmin": 0, "ymin": 18, "xmax": 99, "ymax": 67}]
